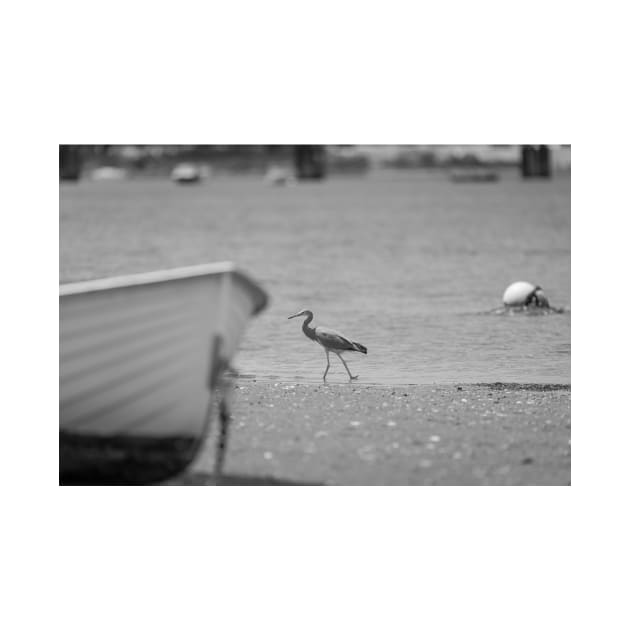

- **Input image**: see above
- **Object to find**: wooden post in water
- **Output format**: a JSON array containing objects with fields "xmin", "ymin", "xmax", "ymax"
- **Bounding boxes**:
[
  {"xmin": 537, "ymin": 145, "xmax": 551, "ymax": 177},
  {"xmin": 521, "ymin": 145, "xmax": 552, "ymax": 178},
  {"xmin": 59, "ymin": 145, "xmax": 83, "ymax": 181},
  {"xmin": 294, "ymin": 145, "xmax": 326, "ymax": 180},
  {"xmin": 521, "ymin": 145, "xmax": 535, "ymax": 177}
]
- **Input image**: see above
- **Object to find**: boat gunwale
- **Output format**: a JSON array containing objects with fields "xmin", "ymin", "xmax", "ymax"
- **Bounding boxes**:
[{"xmin": 59, "ymin": 262, "xmax": 268, "ymax": 315}]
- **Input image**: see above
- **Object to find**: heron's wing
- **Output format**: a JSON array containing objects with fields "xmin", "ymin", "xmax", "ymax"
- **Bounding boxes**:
[{"xmin": 314, "ymin": 326, "xmax": 356, "ymax": 351}]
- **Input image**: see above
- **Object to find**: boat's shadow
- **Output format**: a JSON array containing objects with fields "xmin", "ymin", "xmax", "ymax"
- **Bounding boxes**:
[{"xmin": 170, "ymin": 471, "xmax": 325, "ymax": 486}]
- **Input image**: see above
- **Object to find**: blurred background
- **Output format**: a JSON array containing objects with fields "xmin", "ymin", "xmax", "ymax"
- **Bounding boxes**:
[
  {"xmin": 59, "ymin": 144, "xmax": 571, "ymax": 181},
  {"xmin": 60, "ymin": 145, "xmax": 570, "ymax": 384}
]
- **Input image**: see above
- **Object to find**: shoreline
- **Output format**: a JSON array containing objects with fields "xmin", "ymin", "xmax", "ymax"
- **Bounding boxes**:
[
  {"xmin": 176, "ymin": 382, "xmax": 571, "ymax": 486},
  {"xmin": 230, "ymin": 373, "xmax": 571, "ymax": 388},
  {"xmin": 230, "ymin": 380, "xmax": 571, "ymax": 388}
]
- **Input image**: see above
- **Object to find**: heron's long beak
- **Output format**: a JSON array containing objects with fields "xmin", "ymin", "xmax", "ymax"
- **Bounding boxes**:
[{"xmin": 288, "ymin": 313, "xmax": 299, "ymax": 319}]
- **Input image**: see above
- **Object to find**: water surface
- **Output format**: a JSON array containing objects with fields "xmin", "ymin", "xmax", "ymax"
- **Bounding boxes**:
[{"xmin": 60, "ymin": 169, "xmax": 570, "ymax": 384}]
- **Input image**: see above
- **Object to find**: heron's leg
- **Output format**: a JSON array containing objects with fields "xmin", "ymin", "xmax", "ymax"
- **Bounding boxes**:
[
  {"xmin": 323, "ymin": 349, "xmax": 330, "ymax": 381},
  {"xmin": 337, "ymin": 353, "xmax": 358, "ymax": 381}
]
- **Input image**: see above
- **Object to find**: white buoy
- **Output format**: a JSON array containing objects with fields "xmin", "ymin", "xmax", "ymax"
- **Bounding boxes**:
[{"xmin": 503, "ymin": 281, "xmax": 549, "ymax": 308}]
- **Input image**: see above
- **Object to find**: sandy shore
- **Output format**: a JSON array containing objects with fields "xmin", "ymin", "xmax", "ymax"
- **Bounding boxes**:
[{"xmin": 174, "ymin": 381, "xmax": 570, "ymax": 486}]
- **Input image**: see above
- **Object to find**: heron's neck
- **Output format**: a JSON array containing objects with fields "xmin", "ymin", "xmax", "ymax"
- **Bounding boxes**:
[{"xmin": 302, "ymin": 313, "xmax": 316, "ymax": 340}]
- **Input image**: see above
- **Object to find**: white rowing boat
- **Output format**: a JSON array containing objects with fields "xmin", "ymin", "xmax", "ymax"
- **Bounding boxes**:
[{"xmin": 59, "ymin": 262, "xmax": 268, "ymax": 485}]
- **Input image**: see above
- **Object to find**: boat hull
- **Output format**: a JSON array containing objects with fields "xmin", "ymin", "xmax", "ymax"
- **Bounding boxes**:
[{"xmin": 59, "ymin": 263, "xmax": 267, "ymax": 484}]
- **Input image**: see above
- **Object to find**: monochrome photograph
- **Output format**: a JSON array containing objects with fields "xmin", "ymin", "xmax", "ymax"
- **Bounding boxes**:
[{"xmin": 59, "ymin": 144, "xmax": 570, "ymax": 485}]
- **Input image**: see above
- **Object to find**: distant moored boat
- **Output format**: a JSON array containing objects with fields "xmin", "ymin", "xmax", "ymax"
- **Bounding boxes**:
[
  {"xmin": 450, "ymin": 168, "xmax": 499, "ymax": 183},
  {"xmin": 171, "ymin": 162, "xmax": 205, "ymax": 183},
  {"xmin": 265, "ymin": 166, "xmax": 291, "ymax": 185},
  {"xmin": 91, "ymin": 166, "xmax": 128, "ymax": 181}
]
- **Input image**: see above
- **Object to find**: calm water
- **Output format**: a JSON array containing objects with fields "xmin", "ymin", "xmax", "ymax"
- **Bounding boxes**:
[{"xmin": 60, "ymin": 169, "xmax": 570, "ymax": 384}]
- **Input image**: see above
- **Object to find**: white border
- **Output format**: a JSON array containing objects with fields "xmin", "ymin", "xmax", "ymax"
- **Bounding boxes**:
[{"xmin": 11, "ymin": 0, "xmax": 630, "ymax": 627}]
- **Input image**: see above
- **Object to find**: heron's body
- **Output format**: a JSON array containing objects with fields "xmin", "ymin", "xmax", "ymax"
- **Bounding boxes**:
[{"xmin": 288, "ymin": 310, "xmax": 367, "ymax": 381}]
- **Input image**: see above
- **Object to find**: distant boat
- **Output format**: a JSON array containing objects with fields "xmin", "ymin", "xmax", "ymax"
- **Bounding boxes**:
[
  {"xmin": 171, "ymin": 162, "xmax": 204, "ymax": 183},
  {"xmin": 59, "ymin": 262, "xmax": 268, "ymax": 485},
  {"xmin": 449, "ymin": 168, "xmax": 499, "ymax": 183},
  {"xmin": 265, "ymin": 166, "xmax": 291, "ymax": 185},
  {"xmin": 91, "ymin": 166, "xmax": 127, "ymax": 181}
]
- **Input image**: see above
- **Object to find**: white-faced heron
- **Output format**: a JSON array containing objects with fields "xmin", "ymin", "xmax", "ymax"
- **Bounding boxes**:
[{"xmin": 288, "ymin": 309, "xmax": 367, "ymax": 381}]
